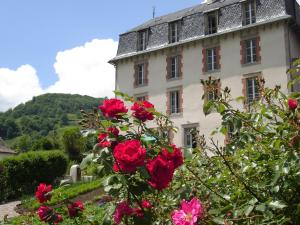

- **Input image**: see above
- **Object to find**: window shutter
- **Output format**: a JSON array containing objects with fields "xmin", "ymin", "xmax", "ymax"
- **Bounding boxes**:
[
  {"xmin": 145, "ymin": 62, "xmax": 149, "ymax": 85},
  {"xmin": 166, "ymin": 56, "xmax": 171, "ymax": 80},
  {"xmin": 178, "ymin": 55, "xmax": 183, "ymax": 78},
  {"xmin": 134, "ymin": 64, "xmax": 138, "ymax": 87},
  {"xmin": 240, "ymin": 40, "xmax": 246, "ymax": 65},
  {"xmin": 216, "ymin": 46, "xmax": 221, "ymax": 70},
  {"xmin": 255, "ymin": 37, "xmax": 261, "ymax": 62},
  {"xmin": 202, "ymin": 48, "xmax": 207, "ymax": 73},
  {"xmin": 179, "ymin": 87, "xmax": 183, "ymax": 113},
  {"xmin": 166, "ymin": 91, "xmax": 170, "ymax": 115}
]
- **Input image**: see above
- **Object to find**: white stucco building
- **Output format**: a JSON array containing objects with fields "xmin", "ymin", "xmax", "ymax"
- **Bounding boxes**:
[{"xmin": 110, "ymin": 0, "xmax": 300, "ymax": 147}]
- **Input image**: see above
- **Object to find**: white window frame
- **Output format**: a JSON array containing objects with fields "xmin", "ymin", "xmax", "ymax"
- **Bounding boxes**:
[
  {"xmin": 136, "ymin": 95, "xmax": 146, "ymax": 102},
  {"xmin": 207, "ymin": 48, "xmax": 217, "ymax": 71},
  {"xmin": 138, "ymin": 31, "xmax": 147, "ymax": 51},
  {"xmin": 206, "ymin": 12, "xmax": 218, "ymax": 35},
  {"xmin": 183, "ymin": 127, "xmax": 197, "ymax": 148},
  {"xmin": 169, "ymin": 21, "xmax": 179, "ymax": 43},
  {"xmin": 245, "ymin": 39, "xmax": 257, "ymax": 64},
  {"xmin": 246, "ymin": 77, "xmax": 259, "ymax": 102},
  {"xmin": 207, "ymin": 88, "xmax": 218, "ymax": 101},
  {"xmin": 171, "ymin": 56, "xmax": 179, "ymax": 79},
  {"xmin": 244, "ymin": 0, "xmax": 256, "ymax": 25},
  {"xmin": 170, "ymin": 90, "xmax": 180, "ymax": 114},
  {"xmin": 137, "ymin": 64, "xmax": 145, "ymax": 85}
]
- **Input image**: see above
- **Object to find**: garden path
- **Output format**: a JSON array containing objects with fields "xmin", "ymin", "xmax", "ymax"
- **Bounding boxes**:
[{"xmin": 0, "ymin": 201, "xmax": 20, "ymax": 221}]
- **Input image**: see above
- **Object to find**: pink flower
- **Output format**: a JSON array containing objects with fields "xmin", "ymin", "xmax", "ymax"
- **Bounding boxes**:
[
  {"xmin": 171, "ymin": 197, "xmax": 203, "ymax": 225},
  {"xmin": 113, "ymin": 201, "xmax": 133, "ymax": 225},
  {"xmin": 288, "ymin": 98, "xmax": 298, "ymax": 110}
]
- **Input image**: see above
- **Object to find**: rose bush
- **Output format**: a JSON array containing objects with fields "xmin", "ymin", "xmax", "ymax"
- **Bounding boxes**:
[{"xmin": 34, "ymin": 59, "xmax": 300, "ymax": 224}]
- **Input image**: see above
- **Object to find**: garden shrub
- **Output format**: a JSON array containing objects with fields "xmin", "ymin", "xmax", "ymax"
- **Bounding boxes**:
[{"xmin": 0, "ymin": 150, "xmax": 68, "ymax": 202}]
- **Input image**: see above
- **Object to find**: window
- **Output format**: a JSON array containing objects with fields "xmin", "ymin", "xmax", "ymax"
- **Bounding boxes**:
[
  {"xmin": 184, "ymin": 127, "xmax": 197, "ymax": 148},
  {"xmin": 205, "ymin": 11, "xmax": 218, "ymax": 35},
  {"xmin": 243, "ymin": 0, "xmax": 256, "ymax": 25},
  {"xmin": 137, "ymin": 64, "xmax": 145, "ymax": 85},
  {"xmin": 207, "ymin": 48, "xmax": 217, "ymax": 71},
  {"xmin": 171, "ymin": 56, "xmax": 179, "ymax": 79},
  {"xmin": 169, "ymin": 21, "xmax": 180, "ymax": 43},
  {"xmin": 246, "ymin": 77, "xmax": 260, "ymax": 103},
  {"xmin": 207, "ymin": 88, "xmax": 218, "ymax": 101},
  {"xmin": 245, "ymin": 39, "xmax": 257, "ymax": 64},
  {"xmin": 202, "ymin": 78, "xmax": 220, "ymax": 101},
  {"xmin": 170, "ymin": 90, "xmax": 180, "ymax": 114},
  {"xmin": 137, "ymin": 30, "xmax": 147, "ymax": 51},
  {"xmin": 136, "ymin": 95, "xmax": 147, "ymax": 102}
]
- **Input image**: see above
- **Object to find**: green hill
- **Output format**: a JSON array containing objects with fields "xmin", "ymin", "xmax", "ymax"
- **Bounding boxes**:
[{"xmin": 0, "ymin": 93, "xmax": 103, "ymax": 147}]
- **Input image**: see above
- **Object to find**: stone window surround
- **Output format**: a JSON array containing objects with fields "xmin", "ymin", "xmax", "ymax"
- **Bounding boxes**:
[
  {"xmin": 166, "ymin": 49, "xmax": 183, "ymax": 81},
  {"xmin": 240, "ymin": 33, "xmax": 261, "ymax": 66},
  {"xmin": 182, "ymin": 123, "xmax": 199, "ymax": 148},
  {"xmin": 133, "ymin": 59, "xmax": 149, "ymax": 88},
  {"xmin": 134, "ymin": 92, "xmax": 149, "ymax": 102},
  {"xmin": 166, "ymin": 85, "xmax": 183, "ymax": 116},
  {"xmin": 241, "ymin": 71, "xmax": 262, "ymax": 109},
  {"xmin": 202, "ymin": 45, "xmax": 221, "ymax": 74},
  {"xmin": 202, "ymin": 78, "xmax": 221, "ymax": 102}
]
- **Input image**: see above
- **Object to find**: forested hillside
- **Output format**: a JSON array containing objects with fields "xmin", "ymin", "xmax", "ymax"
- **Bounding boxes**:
[{"xmin": 0, "ymin": 93, "xmax": 103, "ymax": 150}]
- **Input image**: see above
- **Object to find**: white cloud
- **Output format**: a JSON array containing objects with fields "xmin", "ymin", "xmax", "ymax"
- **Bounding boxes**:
[
  {"xmin": 0, "ymin": 65, "xmax": 43, "ymax": 111},
  {"xmin": 47, "ymin": 39, "xmax": 118, "ymax": 98},
  {"xmin": 0, "ymin": 39, "xmax": 118, "ymax": 112}
]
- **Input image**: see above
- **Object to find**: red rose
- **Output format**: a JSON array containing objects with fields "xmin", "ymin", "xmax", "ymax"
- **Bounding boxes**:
[
  {"xmin": 133, "ymin": 208, "xmax": 144, "ymax": 217},
  {"xmin": 37, "ymin": 205, "xmax": 52, "ymax": 222},
  {"xmin": 107, "ymin": 126, "xmax": 119, "ymax": 137},
  {"xmin": 37, "ymin": 206, "xmax": 62, "ymax": 224},
  {"xmin": 146, "ymin": 155, "xmax": 175, "ymax": 190},
  {"xmin": 98, "ymin": 133, "xmax": 111, "ymax": 148},
  {"xmin": 290, "ymin": 136, "xmax": 300, "ymax": 147},
  {"xmin": 35, "ymin": 183, "xmax": 52, "ymax": 203},
  {"xmin": 67, "ymin": 201, "xmax": 84, "ymax": 218},
  {"xmin": 131, "ymin": 101, "xmax": 154, "ymax": 122},
  {"xmin": 99, "ymin": 99, "xmax": 128, "ymax": 119},
  {"xmin": 113, "ymin": 140, "xmax": 146, "ymax": 173},
  {"xmin": 161, "ymin": 145, "xmax": 184, "ymax": 169},
  {"xmin": 54, "ymin": 214, "xmax": 63, "ymax": 225},
  {"xmin": 113, "ymin": 201, "xmax": 133, "ymax": 225},
  {"xmin": 288, "ymin": 98, "xmax": 298, "ymax": 110},
  {"xmin": 141, "ymin": 200, "xmax": 152, "ymax": 209}
]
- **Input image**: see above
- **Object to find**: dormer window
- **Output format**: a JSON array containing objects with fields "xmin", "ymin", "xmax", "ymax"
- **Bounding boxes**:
[
  {"xmin": 169, "ymin": 21, "xmax": 180, "ymax": 43},
  {"xmin": 205, "ymin": 11, "xmax": 218, "ymax": 35},
  {"xmin": 137, "ymin": 30, "xmax": 148, "ymax": 51},
  {"xmin": 243, "ymin": 0, "xmax": 256, "ymax": 25}
]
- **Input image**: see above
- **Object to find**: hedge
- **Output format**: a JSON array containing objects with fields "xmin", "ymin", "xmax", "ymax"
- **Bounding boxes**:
[{"xmin": 0, "ymin": 150, "xmax": 68, "ymax": 202}]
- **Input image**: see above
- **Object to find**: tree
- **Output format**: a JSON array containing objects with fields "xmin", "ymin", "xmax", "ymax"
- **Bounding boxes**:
[{"xmin": 62, "ymin": 127, "xmax": 84, "ymax": 162}]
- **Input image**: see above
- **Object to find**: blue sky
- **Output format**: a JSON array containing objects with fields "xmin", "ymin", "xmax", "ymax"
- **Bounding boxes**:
[{"xmin": 0, "ymin": 0, "xmax": 202, "ymax": 111}]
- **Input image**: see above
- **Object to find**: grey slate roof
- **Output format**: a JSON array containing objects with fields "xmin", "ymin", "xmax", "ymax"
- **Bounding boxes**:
[{"xmin": 111, "ymin": 0, "xmax": 295, "ymax": 62}]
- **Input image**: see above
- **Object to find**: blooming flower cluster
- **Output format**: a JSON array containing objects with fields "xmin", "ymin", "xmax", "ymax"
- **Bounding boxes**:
[
  {"xmin": 35, "ymin": 183, "xmax": 84, "ymax": 224},
  {"xmin": 36, "ymin": 183, "xmax": 52, "ymax": 203},
  {"xmin": 171, "ymin": 197, "xmax": 204, "ymax": 225},
  {"xmin": 113, "ymin": 200, "xmax": 153, "ymax": 225}
]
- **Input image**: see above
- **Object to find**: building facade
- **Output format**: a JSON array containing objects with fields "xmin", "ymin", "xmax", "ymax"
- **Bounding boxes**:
[{"xmin": 110, "ymin": 0, "xmax": 300, "ymax": 147}]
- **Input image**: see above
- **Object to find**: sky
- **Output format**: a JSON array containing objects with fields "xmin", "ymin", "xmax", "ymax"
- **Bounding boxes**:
[{"xmin": 0, "ymin": 0, "xmax": 203, "ymax": 112}]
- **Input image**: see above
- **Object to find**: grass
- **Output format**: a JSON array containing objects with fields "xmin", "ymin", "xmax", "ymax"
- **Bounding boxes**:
[{"xmin": 21, "ymin": 179, "xmax": 103, "ymax": 211}]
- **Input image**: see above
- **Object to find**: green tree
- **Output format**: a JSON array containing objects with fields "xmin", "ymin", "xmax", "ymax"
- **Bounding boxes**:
[{"xmin": 62, "ymin": 127, "xmax": 84, "ymax": 162}]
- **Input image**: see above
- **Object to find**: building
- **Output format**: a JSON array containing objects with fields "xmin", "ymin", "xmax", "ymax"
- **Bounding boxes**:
[
  {"xmin": 0, "ymin": 138, "xmax": 16, "ymax": 160},
  {"xmin": 109, "ymin": 0, "xmax": 300, "ymax": 148}
]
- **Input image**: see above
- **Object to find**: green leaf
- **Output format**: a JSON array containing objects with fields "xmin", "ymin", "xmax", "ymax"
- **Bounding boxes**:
[
  {"xmin": 268, "ymin": 200, "xmax": 287, "ymax": 209},
  {"xmin": 212, "ymin": 217, "xmax": 225, "ymax": 224}
]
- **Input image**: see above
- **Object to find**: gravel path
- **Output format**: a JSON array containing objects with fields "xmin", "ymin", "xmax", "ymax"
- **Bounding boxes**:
[{"xmin": 0, "ymin": 201, "xmax": 20, "ymax": 221}]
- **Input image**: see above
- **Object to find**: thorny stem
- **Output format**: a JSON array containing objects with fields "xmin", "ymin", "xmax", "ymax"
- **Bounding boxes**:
[
  {"xmin": 210, "ymin": 139, "xmax": 264, "ymax": 202},
  {"xmin": 185, "ymin": 165, "xmax": 231, "ymax": 204}
]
